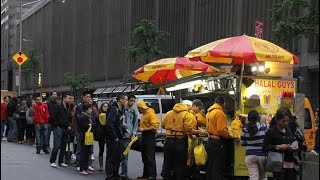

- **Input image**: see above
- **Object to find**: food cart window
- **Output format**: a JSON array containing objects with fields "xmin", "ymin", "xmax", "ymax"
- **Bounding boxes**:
[
  {"xmin": 305, "ymin": 108, "xmax": 312, "ymax": 129},
  {"xmin": 143, "ymin": 99, "xmax": 160, "ymax": 114},
  {"xmin": 161, "ymin": 99, "xmax": 175, "ymax": 113}
]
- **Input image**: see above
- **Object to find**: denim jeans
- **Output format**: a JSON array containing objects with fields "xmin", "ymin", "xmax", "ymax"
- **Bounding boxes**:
[
  {"xmin": 120, "ymin": 138, "xmax": 130, "ymax": 175},
  {"xmin": 50, "ymin": 127, "xmax": 68, "ymax": 164},
  {"xmin": 7, "ymin": 117, "xmax": 18, "ymax": 142},
  {"xmin": 1, "ymin": 120, "xmax": 6, "ymax": 138},
  {"xmin": 35, "ymin": 124, "xmax": 48, "ymax": 151}
]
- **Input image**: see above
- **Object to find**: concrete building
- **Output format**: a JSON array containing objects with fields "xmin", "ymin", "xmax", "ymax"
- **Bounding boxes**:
[
  {"xmin": 1, "ymin": 0, "xmax": 319, "ymax": 108},
  {"xmin": 1, "ymin": 0, "xmax": 39, "ymax": 91}
]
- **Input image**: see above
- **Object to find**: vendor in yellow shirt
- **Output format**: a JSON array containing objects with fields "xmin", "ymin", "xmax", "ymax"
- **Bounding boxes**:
[
  {"xmin": 206, "ymin": 96, "xmax": 232, "ymax": 180},
  {"xmin": 190, "ymin": 99, "xmax": 207, "ymax": 128},
  {"xmin": 136, "ymin": 101, "xmax": 159, "ymax": 180}
]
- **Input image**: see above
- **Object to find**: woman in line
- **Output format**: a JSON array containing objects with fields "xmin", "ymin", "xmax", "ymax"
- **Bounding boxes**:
[
  {"xmin": 94, "ymin": 102, "xmax": 108, "ymax": 171},
  {"xmin": 262, "ymin": 108, "xmax": 296, "ymax": 180},
  {"xmin": 77, "ymin": 104, "xmax": 94, "ymax": 175},
  {"xmin": 241, "ymin": 110, "xmax": 268, "ymax": 180},
  {"xmin": 25, "ymin": 100, "xmax": 36, "ymax": 144}
]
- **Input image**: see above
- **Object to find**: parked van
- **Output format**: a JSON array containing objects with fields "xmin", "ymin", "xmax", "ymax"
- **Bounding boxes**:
[{"xmin": 304, "ymin": 98, "xmax": 316, "ymax": 151}]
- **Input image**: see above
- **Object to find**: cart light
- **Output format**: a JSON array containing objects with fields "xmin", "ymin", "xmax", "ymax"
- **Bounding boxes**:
[
  {"xmin": 229, "ymin": 91, "xmax": 235, "ymax": 95},
  {"xmin": 258, "ymin": 66, "xmax": 265, "ymax": 72},
  {"xmin": 251, "ymin": 66, "xmax": 257, "ymax": 72}
]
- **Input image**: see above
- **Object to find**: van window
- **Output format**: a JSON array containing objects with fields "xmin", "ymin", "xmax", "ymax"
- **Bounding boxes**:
[
  {"xmin": 161, "ymin": 99, "xmax": 175, "ymax": 113},
  {"xmin": 143, "ymin": 99, "xmax": 160, "ymax": 114},
  {"xmin": 305, "ymin": 108, "xmax": 312, "ymax": 129}
]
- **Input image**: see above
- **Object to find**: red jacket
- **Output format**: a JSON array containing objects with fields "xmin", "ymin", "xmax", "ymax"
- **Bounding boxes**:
[
  {"xmin": 33, "ymin": 103, "xmax": 50, "ymax": 125},
  {"xmin": 1, "ymin": 102, "xmax": 7, "ymax": 121}
]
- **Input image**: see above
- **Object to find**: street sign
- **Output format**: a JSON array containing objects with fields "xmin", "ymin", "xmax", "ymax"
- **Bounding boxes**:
[
  {"xmin": 255, "ymin": 19, "xmax": 263, "ymax": 39},
  {"xmin": 15, "ymin": 69, "xmax": 20, "ymax": 86},
  {"xmin": 12, "ymin": 50, "xmax": 28, "ymax": 65}
]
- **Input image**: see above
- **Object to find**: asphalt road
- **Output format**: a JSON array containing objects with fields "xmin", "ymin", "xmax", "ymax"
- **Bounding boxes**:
[{"xmin": 1, "ymin": 140, "xmax": 164, "ymax": 180}]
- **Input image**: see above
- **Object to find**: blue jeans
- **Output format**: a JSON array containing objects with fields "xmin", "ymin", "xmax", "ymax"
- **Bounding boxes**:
[
  {"xmin": 49, "ymin": 127, "xmax": 68, "ymax": 163},
  {"xmin": 1, "ymin": 120, "xmax": 6, "ymax": 138},
  {"xmin": 120, "ymin": 138, "xmax": 130, "ymax": 175},
  {"xmin": 35, "ymin": 124, "xmax": 48, "ymax": 151},
  {"xmin": 7, "ymin": 117, "xmax": 18, "ymax": 142}
]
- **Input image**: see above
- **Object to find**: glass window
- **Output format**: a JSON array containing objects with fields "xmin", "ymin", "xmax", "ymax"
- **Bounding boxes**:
[
  {"xmin": 304, "ymin": 108, "xmax": 312, "ymax": 129},
  {"xmin": 161, "ymin": 99, "xmax": 175, "ymax": 113},
  {"xmin": 143, "ymin": 99, "xmax": 160, "ymax": 114}
]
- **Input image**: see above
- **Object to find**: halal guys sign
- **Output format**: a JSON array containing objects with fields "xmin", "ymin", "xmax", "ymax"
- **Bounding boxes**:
[
  {"xmin": 12, "ymin": 50, "xmax": 28, "ymax": 66},
  {"xmin": 241, "ymin": 78, "xmax": 296, "ymax": 114}
]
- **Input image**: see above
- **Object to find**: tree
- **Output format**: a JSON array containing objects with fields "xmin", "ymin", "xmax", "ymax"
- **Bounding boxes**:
[
  {"xmin": 271, "ymin": 0, "xmax": 319, "ymax": 46},
  {"xmin": 128, "ymin": 19, "xmax": 170, "ymax": 65},
  {"xmin": 21, "ymin": 49, "xmax": 40, "ymax": 91},
  {"xmin": 64, "ymin": 72, "xmax": 90, "ymax": 101}
]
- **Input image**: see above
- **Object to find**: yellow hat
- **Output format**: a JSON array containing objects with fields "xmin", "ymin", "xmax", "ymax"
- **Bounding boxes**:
[{"xmin": 137, "ymin": 101, "xmax": 148, "ymax": 109}]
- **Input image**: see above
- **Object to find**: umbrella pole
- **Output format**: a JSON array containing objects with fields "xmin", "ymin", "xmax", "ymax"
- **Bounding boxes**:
[{"xmin": 238, "ymin": 59, "xmax": 244, "ymax": 111}]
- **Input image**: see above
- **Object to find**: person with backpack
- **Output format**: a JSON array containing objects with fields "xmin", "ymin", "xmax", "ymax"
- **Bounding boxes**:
[
  {"xmin": 94, "ymin": 102, "xmax": 108, "ymax": 171},
  {"xmin": 120, "ymin": 95, "xmax": 138, "ymax": 179},
  {"xmin": 25, "ymin": 100, "xmax": 36, "ymax": 144},
  {"xmin": 105, "ymin": 93, "xmax": 128, "ymax": 180},
  {"xmin": 241, "ymin": 110, "xmax": 268, "ymax": 180},
  {"xmin": 7, "ymin": 97, "xmax": 19, "ymax": 142}
]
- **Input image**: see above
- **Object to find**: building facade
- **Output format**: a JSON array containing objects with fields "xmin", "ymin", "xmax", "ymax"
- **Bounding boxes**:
[{"xmin": 2, "ymin": 0, "xmax": 319, "ymax": 108}]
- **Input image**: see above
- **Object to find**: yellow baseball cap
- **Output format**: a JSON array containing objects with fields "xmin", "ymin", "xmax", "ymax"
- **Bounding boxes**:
[{"xmin": 137, "ymin": 101, "xmax": 148, "ymax": 109}]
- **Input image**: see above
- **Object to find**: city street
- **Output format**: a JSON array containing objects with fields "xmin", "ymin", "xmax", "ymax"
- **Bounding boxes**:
[{"xmin": 1, "ymin": 140, "xmax": 164, "ymax": 180}]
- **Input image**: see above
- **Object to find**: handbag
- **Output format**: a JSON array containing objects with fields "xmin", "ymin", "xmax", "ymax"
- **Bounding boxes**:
[
  {"xmin": 265, "ymin": 151, "xmax": 284, "ymax": 172},
  {"xmin": 84, "ymin": 124, "xmax": 94, "ymax": 146}
]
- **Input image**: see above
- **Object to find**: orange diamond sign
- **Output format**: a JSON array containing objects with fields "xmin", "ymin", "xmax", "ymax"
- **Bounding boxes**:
[{"xmin": 12, "ymin": 50, "xmax": 28, "ymax": 65}]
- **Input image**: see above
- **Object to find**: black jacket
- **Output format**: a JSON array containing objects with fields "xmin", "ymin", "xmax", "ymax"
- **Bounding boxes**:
[
  {"xmin": 77, "ymin": 112, "xmax": 92, "ymax": 144},
  {"xmin": 56, "ymin": 102, "xmax": 71, "ymax": 129},
  {"xmin": 46, "ymin": 99, "xmax": 59, "ymax": 124},
  {"xmin": 6, "ymin": 100, "xmax": 18, "ymax": 118},
  {"xmin": 262, "ymin": 126, "xmax": 295, "ymax": 162},
  {"xmin": 105, "ymin": 101, "xmax": 124, "ymax": 141}
]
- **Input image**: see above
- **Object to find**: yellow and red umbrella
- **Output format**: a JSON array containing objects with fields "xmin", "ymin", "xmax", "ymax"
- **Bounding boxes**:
[
  {"xmin": 133, "ymin": 57, "xmax": 219, "ymax": 84},
  {"xmin": 186, "ymin": 34, "xmax": 299, "ymax": 65}
]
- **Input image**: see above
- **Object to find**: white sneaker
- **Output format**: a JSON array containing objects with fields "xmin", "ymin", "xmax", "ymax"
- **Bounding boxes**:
[
  {"xmin": 50, "ymin": 163, "xmax": 57, "ymax": 168},
  {"xmin": 91, "ymin": 154, "xmax": 95, "ymax": 160},
  {"xmin": 88, "ymin": 166, "xmax": 95, "ymax": 171},
  {"xmin": 76, "ymin": 167, "xmax": 80, "ymax": 171},
  {"xmin": 59, "ymin": 163, "xmax": 68, "ymax": 167}
]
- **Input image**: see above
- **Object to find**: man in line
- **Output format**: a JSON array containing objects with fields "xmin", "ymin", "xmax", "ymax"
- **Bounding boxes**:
[
  {"xmin": 50, "ymin": 93, "xmax": 72, "ymax": 167},
  {"xmin": 46, "ymin": 91, "xmax": 59, "ymax": 149},
  {"xmin": 105, "ymin": 93, "xmax": 128, "ymax": 180},
  {"xmin": 120, "ymin": 95, "xmax": 138, "ymax": 179},
  {"xmin": 33, "ymin": 96, "xmax": 50, "ymax": 154},
  {"xmin": 136, "ymin": 101, "xmax": 159, "ymax": 180},
  {"xmin": 1, "ymin": 96, "xmax": 10, "ymax": 141},
  {"xmin": 74, "ymin": 91, "xmax": 95, "ymax": 171},
  {"xmin": 206, "ymin": 96, "xmax": 232, "ymax": 180},
  {"xmin": 7, "ymin": 97, "xmax": 19, "ymax": 142}
]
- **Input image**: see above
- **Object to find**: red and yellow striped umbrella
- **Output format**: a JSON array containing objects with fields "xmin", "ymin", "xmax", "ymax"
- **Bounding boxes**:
[
  {"xmin": 133, "ymin": 57, "xmax": 219, "ymax": 84},
  {"xmin": 186, "ymin": 34, "xmax": 299, "ymax": 64}
]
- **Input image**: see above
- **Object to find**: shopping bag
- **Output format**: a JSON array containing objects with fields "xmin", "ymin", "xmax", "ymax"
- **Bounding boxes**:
[
  {"xmin": 194, "ymin": 142, "xmax": 207, "ymax": 166},
  {"xmin": 265, "ymin": 151, "xmax": 284, "ymax": 172},
  {"xmin": 123, "ymin": 136, "xmax": 139, "ymax": 156},
  {"xmin": 99, "ymin": 113, "xmax": 107, "ymax": 125},
  {"xmin": 84, "ymin": 124, "xmax": 94, "ymax": 146}
]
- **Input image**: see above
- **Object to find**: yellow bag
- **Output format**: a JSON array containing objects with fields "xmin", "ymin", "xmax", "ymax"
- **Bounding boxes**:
[
  {"xmin": 85, "ymin": 124, "xmax": 94, "ymax": 145},
  {"xmin": 123, "ymin": 136, "xmax": 139, "ymax": 156},
  {"xmin": 194, "ymin": 142, "xmax": 207, "ymax": 166},
  {"xmin": 99, "ymin": 113, "xmax": 107, "ymax": 125}
]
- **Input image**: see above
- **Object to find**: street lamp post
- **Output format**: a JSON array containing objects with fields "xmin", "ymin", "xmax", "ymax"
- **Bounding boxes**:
[{"xmin": 18, "ymin": 0, "xmax": 42, "ymax": 96}]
